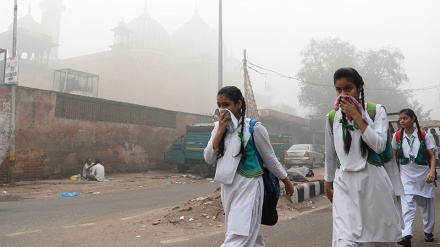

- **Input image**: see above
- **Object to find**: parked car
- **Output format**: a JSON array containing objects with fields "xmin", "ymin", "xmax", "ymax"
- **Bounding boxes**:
[{"xmin": 284, "ymin": 144, "xmax": 324, "ymax": 169}]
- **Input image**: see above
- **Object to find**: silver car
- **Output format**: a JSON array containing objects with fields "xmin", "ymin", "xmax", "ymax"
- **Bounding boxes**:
[{"xmin": 284, "ymin": 144, "xmax": 324, "ymax": 168}]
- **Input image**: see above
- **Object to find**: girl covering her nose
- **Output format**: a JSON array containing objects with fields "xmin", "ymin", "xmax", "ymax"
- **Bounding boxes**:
[
  {"xmin": 325, "ymin": 68, "xmax": 403, "ymax": 247},
  {"xmin": 204, "ymin": 86, "xmax": 294, "ymax": 246}
]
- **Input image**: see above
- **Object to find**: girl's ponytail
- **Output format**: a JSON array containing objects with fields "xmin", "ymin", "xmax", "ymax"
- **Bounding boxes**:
[
  {"xmin": 237, "ymin": 99, "xmax": 247, "ymax": 163},
  {"xmin": 342, "ymin": 112, "xmax": 352, "ymax": 154},
  {"xmin": 415, "ymin": 118, "xmax": 431, "ymax": 160}
]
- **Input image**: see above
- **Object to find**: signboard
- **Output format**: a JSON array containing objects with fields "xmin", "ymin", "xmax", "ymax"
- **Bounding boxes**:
[
  {"xmin": 0, "ymin": 49, "xmax": 5, "ymax": 84},
  {"xmin": 5, "ymin": 56, "xmax": 19, "ymax": 85}
]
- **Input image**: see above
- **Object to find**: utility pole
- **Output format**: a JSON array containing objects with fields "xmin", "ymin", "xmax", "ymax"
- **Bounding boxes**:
[
  {"xmin": 8, "ymin": 0, "xmax": 18, "ymax": 185},
  {"xmin": 218, "ymin": 0, "xmax": 223, "ymax": 91}
]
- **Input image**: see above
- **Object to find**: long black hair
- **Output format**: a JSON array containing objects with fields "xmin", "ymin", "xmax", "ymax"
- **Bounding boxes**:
[
  {"xmin": 216, "ymin": 86, "xmax": 247, "ymax": 163},
  {"xmin": 396, "ymin": 109, "xmax": 431, "ymax": 160},
  {"xmin": 333, "ymin": 67, "xmax": 368, "ymax": 157}
]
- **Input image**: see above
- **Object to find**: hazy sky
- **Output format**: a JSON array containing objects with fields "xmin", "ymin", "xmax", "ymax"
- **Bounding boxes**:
[{"xmin": 1, "ymin": 0, "xmax": 439, "ymax": 119}]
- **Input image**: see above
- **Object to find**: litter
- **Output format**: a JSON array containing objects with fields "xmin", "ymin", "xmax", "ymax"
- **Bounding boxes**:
[
  {"xmin": 69, "ymin": 175, "xmax": 79, "ymax": 181},
  {"xmin": 60, "ymin": 192, "xmax": 78, "ymax": 197},
  {"xmin": 92, "ymin": 192, "xmax": 100, "ymax": 195}
]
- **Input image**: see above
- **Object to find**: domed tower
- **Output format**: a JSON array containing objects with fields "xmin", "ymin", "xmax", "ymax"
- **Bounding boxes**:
[
  {"xmin": 40, "ymin": 0, "xmax": 64, "ymax": 60},
  {"xmin": 126, "ymin": 8, "xmax": 170, "ymax": 64},
  {"xmin": 110, "ymin": 19, "xmax": 132, "ymax": 52},
  {"xmin": 170, "ymin": 11, "xmax": 221, "ymax": 114},
  {"xmin": 0, "ymin": 12, "xmax": 57, "ymax": 63}
]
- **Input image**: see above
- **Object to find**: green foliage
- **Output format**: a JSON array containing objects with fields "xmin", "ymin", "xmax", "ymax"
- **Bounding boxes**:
[{"xmin": 297, "ymin": 38, "xmax": 430, "ymax": 119}]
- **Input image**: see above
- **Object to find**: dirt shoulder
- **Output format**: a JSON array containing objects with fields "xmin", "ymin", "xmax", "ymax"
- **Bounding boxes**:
[{"xmin": 0, "ymin": 170, "xmax": 329, "ymax": 246}]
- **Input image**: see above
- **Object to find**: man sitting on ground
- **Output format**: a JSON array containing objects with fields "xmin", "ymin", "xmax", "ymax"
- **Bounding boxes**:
[{"xmin": 89, "ymin": 158, "xmax": 105, "ymax": 182}]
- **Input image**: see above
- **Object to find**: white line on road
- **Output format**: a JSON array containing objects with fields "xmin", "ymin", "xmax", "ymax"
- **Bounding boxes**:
[
  {"xmin": 120, "ymin": 212, "xmax": 152, "ymax": 221},
  {"xmin": 160, "ymin": 237, "xmax": 190, "ymax": 244},
  {"xmin": 63, "ymin": 223, "xmax": 96, "ymax": 229},
  {"xmin": 7, "ymin": 230, "xmax": 41, "ymax": 237}
]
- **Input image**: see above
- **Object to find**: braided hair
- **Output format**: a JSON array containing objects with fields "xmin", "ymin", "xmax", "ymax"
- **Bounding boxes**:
[
  {"xmin": 216, "ymin": 86, "xmax": 247, "ymax": 163},
  {"xmin": 333, "ymin": 67, "xmax": 368, "ymax": 157},
  {"xmin": 396, "ymin": 109, "xmax": 431, "ymax": 160}
]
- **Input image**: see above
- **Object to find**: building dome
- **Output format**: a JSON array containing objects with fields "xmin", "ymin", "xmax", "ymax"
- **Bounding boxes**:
[
  {"xmin": 126, "ymin": 11, "xmax": 170, "ymax": 55},
  {"xmin": 8, "ymin": 13, "xmax": 50, "ymax": 40},
  {"xmin": 170, "ymin": 13, "xmax": 217, "ymax": 64}
]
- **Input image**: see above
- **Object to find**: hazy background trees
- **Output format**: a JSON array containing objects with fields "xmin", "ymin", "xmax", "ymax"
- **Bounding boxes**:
[{"xmin": 297, "ymin": 38, "xmax": 430, "ymax": 119}]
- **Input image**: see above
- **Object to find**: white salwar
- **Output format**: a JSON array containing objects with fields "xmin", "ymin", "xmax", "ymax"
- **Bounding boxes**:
[
  {"xmin": 204, "ymin": 119, "xmax": 287, "ymax": 247},
  {"xmin": 391, "ymin": 129, "xmax": 436, "ymax": 237},
  {"xmin": 325, "ymin": 105, "xmax": 402, "ymax": 247}
]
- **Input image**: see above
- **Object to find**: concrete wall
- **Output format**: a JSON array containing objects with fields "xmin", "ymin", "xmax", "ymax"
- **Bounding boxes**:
[{"xmin": 0, "ymin": 85, "xmax": 211, "ymax": 181}]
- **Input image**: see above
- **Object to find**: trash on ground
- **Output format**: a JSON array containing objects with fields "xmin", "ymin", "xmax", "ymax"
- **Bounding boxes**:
[
  {"xmin": 69, "ymin": 175, "xmax": 79, "ymax": 181},
  {"xmin": 92, "ymin": 192, "xmax": 100, "ymax": 195},
  {"xmin": 60, "ymin": 192, "xmax": 78, "ymax": 197}
]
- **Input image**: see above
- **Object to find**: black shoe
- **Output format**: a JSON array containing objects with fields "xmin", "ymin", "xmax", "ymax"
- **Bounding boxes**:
[
  {"xmin": 424, "ymin": 232, "xmax": 434, "ymax": 242},
  {"xmin": 397, "ymin": 235, "xmax": 412, "ymax": 247}
]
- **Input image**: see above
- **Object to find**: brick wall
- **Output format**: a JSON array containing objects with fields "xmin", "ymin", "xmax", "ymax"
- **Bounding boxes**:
[
  {"xmin": 0, "ymin": 85, "xmax": 212, "ymax": 181},
  {"xmin": 0, "ymin": 85, "xmax": 308, "ymax": 181}
]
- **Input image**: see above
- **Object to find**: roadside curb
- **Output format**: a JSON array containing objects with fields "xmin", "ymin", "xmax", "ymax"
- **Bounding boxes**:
[{"xmin": 290, "ymin": 180, "xmax": 325, "ymax": 204}]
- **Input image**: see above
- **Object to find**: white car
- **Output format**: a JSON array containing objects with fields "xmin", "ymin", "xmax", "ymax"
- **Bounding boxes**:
[{"xmin": 284, "ymin": 144, "xmax": 324, "ymax": 169}]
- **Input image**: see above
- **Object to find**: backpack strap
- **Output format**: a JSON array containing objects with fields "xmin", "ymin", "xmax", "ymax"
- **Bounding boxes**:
[
  {"xmin": 249, "ymin": 119, "xmax": 257, "ymax": 137},
  {"xmin": 366, "ymin": 102, "xmax": 377, "ymax": 121},
  {"xmin": 328, "ymin": 110, "xmax": 336, "ymax": 130},
  {"xmin": 395, "ymin": 130, "xmax": 401, "ymax": 143}
]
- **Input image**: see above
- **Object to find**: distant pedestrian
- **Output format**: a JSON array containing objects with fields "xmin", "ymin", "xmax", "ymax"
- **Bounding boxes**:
[
  {"xmin": 389, "ymin": 122, "xmax": 396, "ymax": 139},
  {"xmin": 430, "ymin": 128, "xmax": 439, "ymax": 147},
  {"xmin": 324, "ymin": 67, "xmax": 402, "ymax": 247},
  {"xmin": 204, "ymin": 86, "xmax": 294, "ymax": 246},
  {"xmin": 392, "ymin": 109, "xmax": 436, "ymax": 246}
]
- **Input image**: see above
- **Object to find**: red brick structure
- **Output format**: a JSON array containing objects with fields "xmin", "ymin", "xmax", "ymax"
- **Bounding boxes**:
[{"xmin": 0, "ymin": 85, "xmax": 310, "ymax": 182}]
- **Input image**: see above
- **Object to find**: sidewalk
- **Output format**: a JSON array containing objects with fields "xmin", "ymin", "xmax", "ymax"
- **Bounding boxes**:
[{"xmin": 0, "ymin": 171, "xmax": 207, "ymax": 200}]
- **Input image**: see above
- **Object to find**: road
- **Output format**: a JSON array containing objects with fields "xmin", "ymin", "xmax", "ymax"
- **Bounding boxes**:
[
  {"xmin": 2, "ymin": 175, "xmax": 440, "ymax": 247},
  {"xmin": 0, "ymin": 180, "xmax": 220, "ymax": 247}
]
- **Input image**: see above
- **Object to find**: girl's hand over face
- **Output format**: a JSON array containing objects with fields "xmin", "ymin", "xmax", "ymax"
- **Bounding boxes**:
[
  {"xmin": 340, "ymin": 98, "xmax": 361, "ymax": 120},
  {"xmin": 217, "ymin": 110, "xmax": 231, "ymax": 134}
]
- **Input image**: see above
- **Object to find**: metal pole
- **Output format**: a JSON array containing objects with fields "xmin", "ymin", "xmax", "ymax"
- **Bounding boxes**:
[
  {"xmin": 218, "ymin": 0, "xmax": 223, "ymax": 91},
  {"xmin": 8, "ymin": 0, "xmax": 18, "ymax": 185}
]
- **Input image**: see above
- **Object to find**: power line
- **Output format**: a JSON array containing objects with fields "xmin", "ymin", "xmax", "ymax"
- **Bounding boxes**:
[{"xmin": 246, "ymin": 61, "xmax": 440, "ymax": 92}]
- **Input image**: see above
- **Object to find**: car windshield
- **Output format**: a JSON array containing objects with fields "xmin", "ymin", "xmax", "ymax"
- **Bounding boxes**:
[{"xmin": 288, "ymin": 145, "xmax": 309, "ymax": 151}]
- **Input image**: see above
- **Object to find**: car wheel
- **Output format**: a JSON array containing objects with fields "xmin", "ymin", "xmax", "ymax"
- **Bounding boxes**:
[{"xmin": 311, "ymin": 159, "xmax": 316, "ymax": 169}]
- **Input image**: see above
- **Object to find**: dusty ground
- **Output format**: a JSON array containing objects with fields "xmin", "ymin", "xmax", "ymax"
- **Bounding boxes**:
[{"xmin": 0, "ymin": 170, "xmax": 328, "ymax": 245}]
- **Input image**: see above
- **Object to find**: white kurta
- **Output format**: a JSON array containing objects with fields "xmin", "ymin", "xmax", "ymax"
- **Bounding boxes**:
[
  {"xmin": 204, "ymin": 119, "xmax": 287, "ymax": 246},
  {"xmin": 325, "ymin": 105, "xmax": 402, "ymax": 243},
  {"xmin": 391, "ymin": 129, "xmax": 435, "ymax": 198}
]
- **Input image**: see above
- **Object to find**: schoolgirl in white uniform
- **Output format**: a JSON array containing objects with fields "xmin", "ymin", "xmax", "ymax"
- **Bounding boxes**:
[
  {"xmin": 392, "ymin": 109, "xmax": 436, "ymax": 247},
  {"xmin": 325, "ymin": 67, "xmax": 403, "ymax": 247},
  {"xmin": 204, "ymin": 86, "xmax": 294, "ymax": 247}
]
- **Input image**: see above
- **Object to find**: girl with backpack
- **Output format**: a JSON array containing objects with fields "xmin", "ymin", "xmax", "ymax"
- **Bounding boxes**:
[
  {"xmin": 392, "ymin": 109, "xmax": 436, "ymax": 246},
  {"xmin": 204, "ymin": 86, "xmax": 294, "ymax": 246},
  {"xmin": 324, "ymin": 67, "xmax": 403, "ymax": 247}
]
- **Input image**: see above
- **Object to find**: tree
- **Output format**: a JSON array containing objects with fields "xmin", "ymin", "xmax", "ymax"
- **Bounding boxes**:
[{"xmin": 297, "ymin": 38, "xmax": 430, "ymax": 119}]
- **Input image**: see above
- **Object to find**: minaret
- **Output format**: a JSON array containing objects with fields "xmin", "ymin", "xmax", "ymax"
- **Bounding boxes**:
[{"xmin": 40, "ymin": 0, "xmax": 65, "ymax": 60}]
